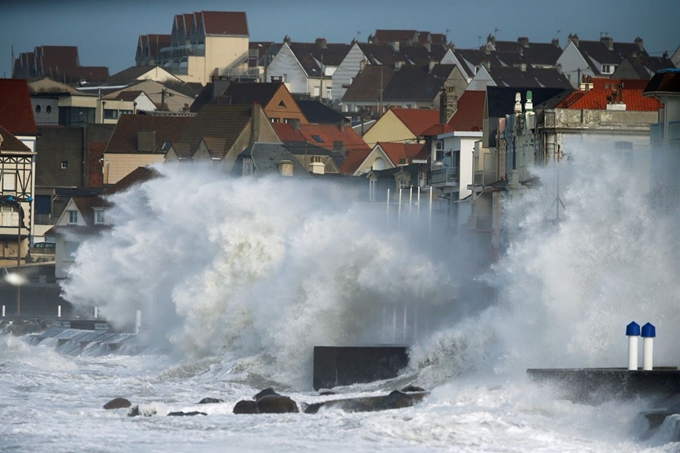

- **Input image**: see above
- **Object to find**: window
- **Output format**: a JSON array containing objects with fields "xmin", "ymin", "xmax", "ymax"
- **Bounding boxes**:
[
  {"xmin": 369, "ymin": 178, "xmax": 377, "ymax": 202},
  {"xmin": 119, "ymin": 110, "xmax": 133, "ymax": 116},
  {"xmin": 270, "ymin": 118, "xmax": 280, "ymax": 123},
  {"xmin": 68, "ymin": 210, "xmax": 78, "ymax": 224},
  {"xmin": 601, "ymin": 65, "xmax": 616, "ymax": 74},
  {"xmin": 398, "ymin": 178, "xmax": 408, "ymax": 189},
  {"xmin": 1, "ymin": 206, "xmax": 18, "ymax": 227},
  {"xmin": 398, "ymin": 158, "xmax": 407, "ymax": 165},
  {"xmin": 46, "ymin": 105, "xmax": 52, "ymax": 114},
  {"xmin": 35, "ymin": 105, "xmax": 41, "ymax": 113},
  {"xmin": 94, "ymin": 209, "xmax": 105, "ymax": 225},
  {"xmin": 243, "ymin": 157, "xmax": 253, "ymax": 176},
  {"xmin": 311, "ymin": 134, "xmax": 324, "ymax": 143},
  {"xmin": 326, "ymin": 88, "xmax": 332, "ymax": 99},
  {"xmin": 61, "ymin": 161, "xmax": 68, "ymax": 169},
  {"xmin": 278, "ymin": 101, "xmax": 286, "ymax": 108},
  {"xmin": 104, "ymin": 109, "xmax": 119, "ymax": 119},
  {"xmin": 2, "ymin": 173, "xmax": 16, "ymax": 191}
]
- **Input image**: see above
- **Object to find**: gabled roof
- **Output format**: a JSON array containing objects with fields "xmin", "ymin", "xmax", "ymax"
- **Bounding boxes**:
[
  {"xmin": 0, "ymin": 79, "xmax": 37, "ymax": 135},
  {"xmin": 571, "ymin": 37, "xmax": 648, "ymax": 75},
  {"xmin": 235, "ymin": 142, "xmax": 308, "ymax": 177},
  {"xmin": 390, "ymin": 108, "xmax": 440, "ymax": 136},
  {"xmin": 420, "ymin": 124, "xmax": 454, "ymax": 136},
  {"xmin": 553, "ymin": 79, "xmax": 660, "ymax": 111},
  {"xmin": 28, "ymin": 76, "xmax": 80, "ymax": 94},
  {"xmin": 145, "ymin": 34, "xmax": 171, "ymax": 58},
  {"xmin": 372, "ymin": 30, "xmax": 419, "ymax": 44},
  {"xmin": 486, "ymin": 87, "xmax": 572, "ymax": 118},
  {"xmin": 643, "ymin": 69, "xmax": 680, "ymax": 95},
  {"xmin": 493, "ymin": 38, "xmax": 563, "ymax": 67},
  {"xmin": 105, "ymin": 90, "xmax": 145, "ymax": 102},
  {"xmin": 174, "ymin": 104, "xmax": 253, "ymax": 158},
  {"xmin": 338, "ymin": 148, "xmax": 372, "ymax": 175},
  {"xmin": 296, "ymin": 123, "xmax": 369, "ymax": 153},
  {"xmin": 342, "ymin": 65, "xmax": 395, "ymax": 101},
  {"xmin": 376, "ymin": 142, "xmax": 427, "ymax": 165},
  {"xmin": 488, "ymin": 66, "xmax": 573, "ymax": 89},
  {"xmin": 106, "ymin": 65, "xmax": 176, "ymax": 85},
  {"xmin": 201, "ymin": 11, "xmax": 248, "ymax": 36},
  {"xmin": 104, "ymin": 166, "xmax": 161, "ymax": 196},
  {"xmin": 382, "ymin": 64, "xmax": 457, "ymax": 102},
  {"xmin": 105, "ymin": 114, "xmax": 194, "ymax": 154},
  {"xmin": 38, "ymin": 45, "xmax": 79, "ymax": 75},
  {"xmin": 357, "ymin": 42, "xmax": 447, "ymax": 66},
  {"xmin": 271, "ymin": 122, "xmax": 306, "ymax": 142},
  {"xmin": 0, "ymin": 125, "xmax": 31, "ymax": 152},
  {"xmin": 288, "ymin": 41, "xmax": 352, "ymax": 76},
  {"xmin": 296, "ymin": 100, "xmax": 347, "ymax": 124},
  {"xmin": 219, "ymin": 82, "xmax": 285, "ymax": 106},
  {"xmin": 452, "ymin": 49, "xmax": 506, "ymax": 78},
  {"xmin": 447, "ymin": 90, "xmax": 486, "ymax": 131}
]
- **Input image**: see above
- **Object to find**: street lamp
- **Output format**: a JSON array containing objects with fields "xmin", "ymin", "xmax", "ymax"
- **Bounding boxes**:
[{"xmin": 0, "ymin": 195, "xmax": 32, "ymax": 316}]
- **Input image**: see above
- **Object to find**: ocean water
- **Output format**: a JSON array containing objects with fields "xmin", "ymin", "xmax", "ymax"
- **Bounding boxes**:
[{"xmin": 2, "ymin": 138, "xmax": 680, "ymax": 452}]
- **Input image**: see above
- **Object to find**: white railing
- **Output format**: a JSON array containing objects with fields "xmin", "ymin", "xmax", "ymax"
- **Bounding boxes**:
[{"xmin": 429, "ymin": 167, "xmax": 458, "ymax": 185}]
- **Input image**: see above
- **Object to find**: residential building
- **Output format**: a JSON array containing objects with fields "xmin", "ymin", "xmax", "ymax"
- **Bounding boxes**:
[
  {"xmin": 102, "ymin": 114, "xmax": 194, "ymax": 185},
  {"xmin": 557, "ymin": 35, "xmax": 649, "ymax": 87},
  {"xmin": 465, "ymin": 64, "xmax": 572, "ymax": 91},
  {"xmin": 271, "ymin": 123, "xmax": 345, "ymax": 174},
  {"xmin": 643, "ymin": 68, "xmax": 680, "ymax": 208},
  {"xmin": 267, "ymin": 38, "xmax": 351, "ymax": 101},
  {"xmin": 353, "ymin": 142, "xmax": 427, "ymax": 176},
  {"xmin": 233, "ymin": 142, "xmax": 310, "ymax": 178},
  {"xmin": 610, "ymin": 53, "xmax": 676, "ymax": 80},
  {"xmin": 0, "ymin": 79, "xmax": 37, "ymax": 262},
  {"xmin": 13, "ymin": 45, "xmax": 109, "ymax": 83},
  {"xmin": 362, "ymin": 107, "xmax": 440, "ymax": 147},
  {"xmin": 138, "ymin": 11, "xmax": 250, "ymax": 85},
  {"xmin": 165, "ymin": 103, "xmax": 280, "ymax": 171}
]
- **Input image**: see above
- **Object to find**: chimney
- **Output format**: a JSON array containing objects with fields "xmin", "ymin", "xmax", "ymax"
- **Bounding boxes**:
[
  {"xmin": 390, "ymin": 41, "xmax": 400, "ymax": 52},
  {"xmin": 600, "ymin": 36, "xmax": 614, "ymax": 51},
  {"xmin": 634, "ymin": 37, "xmax": 644, "ymax": 51},
  {"xmin": 518, "ymin": 37, "xmax": 529, "ymax": 48},
  {"xmin": 568, "ymin": 33, "xmax": 579, "ymax": 47},
  {"xmin": 315, "ymin": 38, "xmax": 327, "ymax": 49},
  {"xmin": 394, "ymin": 60, "xmax": 404, "ymax": 70},
  {"xmin": 519, "ymin": 62, "xmax": 527, "ymax": 72},
  {"xmin": 551, "ymin": 38, "xmax": 560, "ymax": 47},
  {"xmin": 283, "ymin": 35, "xmax": 291, "ymax": 44},
  {"xmin": 439, "ymin": 86, "xmax": 456, "ymax": 124},
  {"xmin": 487, "ymin": 34, "xmax": 496, "ymax": 47},
  {"xmin": 514, "ymin": 92, "xmax": 522, "ymax": 114},
  {"xmin": 428, "ymin": 59, "xmax": 436, "ymax": 72},
  {"xmin": 524, "ymin": 90, "xmax": 533, "ymax": 112}
]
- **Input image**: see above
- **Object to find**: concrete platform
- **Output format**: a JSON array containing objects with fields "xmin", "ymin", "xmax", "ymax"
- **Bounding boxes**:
[
  {"xmin": 527, "ymin": 367, "xmax": 680, "ymax": 403},
  {"xmin": 313, "ymin": 346, "xmax": 409, "ymax": 390}
]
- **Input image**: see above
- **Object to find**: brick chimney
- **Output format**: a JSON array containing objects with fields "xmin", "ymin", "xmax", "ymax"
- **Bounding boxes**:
[
  {"xmin": 600, "ymin": 36, "xmax": 614, "ymax": 51},
  {"xmin": 439, "ymin": 86, "xmax": 456, "ymax": 124},
  {"xmin": 315, "ymin": 38, "xmax": 327, "ymax": 49},
  {"xmin": 568, "ymin": 34, "xmax": 580, "ymax": 47},
  {"xmin": 634, "ymin": 37, "xmax": 644, "ymax": 51},
  {"xmin": 518, "ymin": 37, "xmax": 529, "ymax": 48}
]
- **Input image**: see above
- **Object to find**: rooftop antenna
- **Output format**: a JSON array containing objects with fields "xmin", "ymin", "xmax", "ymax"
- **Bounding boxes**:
[
  {"xmin": 494, "ymin": 28, "xmax": 501, "ymax": 37},
  {"xmin": 600, "ymin": 31, "xmax": 609, "ymax": 38},
  {"xmin": 478, "ymin": 36, "xmax": 482, "ymax": 47},
  {"xmin": 556, "ymin": 29, "xmax": 561, "ymax": 41}
]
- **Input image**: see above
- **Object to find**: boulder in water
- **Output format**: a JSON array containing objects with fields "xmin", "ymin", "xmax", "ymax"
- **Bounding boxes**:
[
  {"xmin": 168, "ymin": 411, "xmax": 207, "ymax": 416},
  {"xmin": 401, "ymin": 385, "xmax": 426, "ymax": 393},
  {"xmin": 253, "ymin": 388, "xmax": 280, "ymax": 401},
  {"xmin": 304, "ymin": 389, "xmax": 428, "ymax": 414},
  {"xmin": 256, "ymin": 395, "xmax": 299, "ymax": 414},
  {"xmin": 103, "ymin": 397, "xmax": 132, "ymax": 410},
  {"xmin": 233, "ymin": 400, "xmax": 258, "ymax": 414},
  {"xmin": 127, "ymin": 404, "xmax": 157, "ymax": 417},
  {"xmin": 197, "ymin": 397, "xmax": 224, "ymax": 404}
]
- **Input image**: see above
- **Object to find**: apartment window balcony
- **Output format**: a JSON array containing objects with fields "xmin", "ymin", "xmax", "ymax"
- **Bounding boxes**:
[
  {"xmin": 473, "ymin": 170, "xmax": 497, "ymax": 186},
  {"xmin": 429, "ymin": 167, "xmax": 459, "ymax": 186}
]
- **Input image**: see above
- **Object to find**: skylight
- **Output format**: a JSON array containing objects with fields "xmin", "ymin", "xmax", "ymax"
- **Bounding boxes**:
[{"xmin": 311, "ymin": 134, "xmax": 324, "ymax": 143}]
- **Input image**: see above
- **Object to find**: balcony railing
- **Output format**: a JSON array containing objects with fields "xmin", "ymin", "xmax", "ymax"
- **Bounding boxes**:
[
  {"xmin": 473, "ymin": 170, "xmax": 497, "ymax": 186},
  {"xmin": 429, "ymin": 167, "xmax": 459, "ymax": 186}
]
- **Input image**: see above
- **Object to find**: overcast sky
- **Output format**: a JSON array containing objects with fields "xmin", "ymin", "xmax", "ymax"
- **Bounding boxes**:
[{"xmin": 1, "ymin": 0, "xmax": 678, "ymax": 79}]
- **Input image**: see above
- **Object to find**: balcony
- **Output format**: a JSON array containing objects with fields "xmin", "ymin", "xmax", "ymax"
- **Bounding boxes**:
[
  {"xmin": 473, "ymin": 169, "xmax": 497, "ymax": 187},
  {"xmin": 429, "ymin": 167, "xmax": 458, "ymax": 186}
]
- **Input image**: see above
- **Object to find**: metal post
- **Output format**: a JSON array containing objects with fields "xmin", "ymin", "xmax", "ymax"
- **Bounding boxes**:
[
  {"xmin": 16, "ymin": 216, "xmax": 21, "ymax": 316},
  {"xmin": 386, "ymin": 188, "xmax": 390, "ymax": 227}
]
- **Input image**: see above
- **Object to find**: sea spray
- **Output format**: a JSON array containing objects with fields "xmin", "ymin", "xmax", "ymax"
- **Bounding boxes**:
[{"xmin": 61, "ymin": 165, "xmax": 458, "ymax": 388}]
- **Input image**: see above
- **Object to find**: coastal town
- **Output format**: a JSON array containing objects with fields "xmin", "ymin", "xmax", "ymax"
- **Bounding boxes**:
[{"xmin": 0, "ymin": 9, "xmax": 679, "ymax": 318}]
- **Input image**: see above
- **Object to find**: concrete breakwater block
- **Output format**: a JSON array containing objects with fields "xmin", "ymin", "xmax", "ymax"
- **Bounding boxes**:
[
  {"xmin": 527, "ymin": 368, "xmax": 680, "ymax": 403},
  {"xmin": 313, "ymin": 346, "xmax": 409, "ymax": 390}
]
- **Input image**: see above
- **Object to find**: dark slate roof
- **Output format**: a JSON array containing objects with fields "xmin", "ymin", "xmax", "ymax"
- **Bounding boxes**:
[
  {"xmin": 175, "ymin": 104, "xmax": 252, "ymax": 158},
  {"xmin": 489, "ymin": 66, "xmax": 573, "ymax": 89},
  {"xmin": 643, "ymin": 69, "xmax": 680, "ymax": 95},
  {"xmin": 342, "ymin": 65, "xmax": 395, "ymax": 101},
  {"xmin": 487, "ymin": 87, "xmax": 572, "ymax": 118},
  {"xmin": 373, "ymin": 30, "xmax": 419, "ymax": 44},
  {"xmin": 297, "ymin": 100, "xmax": 348, "ymax": 124},
  {"xmin": 0, "ymin": 125, "xmax": 31, "ymax": 152},
  {"xmin": 201, "ymin": 11, "xmax": 248, "ymax": 36},
  {"xmin": 382, "ymin": 64, "xmax": 456, "ymax": 102},
  {"xmin": 493, "ymin": 39, "xmax": 563, "ymax": 67},
  {"xmin": 574, "ymin": 38, "xmax": 648, "ymax": 75},
  {"xmin": 146, "ymin": 34, "xmax": 171, "ymax": 58},
  {"xmin": 357, "ymin": 43, "xmax": 447, "ymax": 66},
  {"xmin": 219, "ymin": 82, "xmax": 283, "ymax": 106},
  {"xmin": 106, "ymin": 66, "xmax": 166, "ymax": 85},
  {"xmin": 453, "ymin": 49, "xmax": 506, "ymax": 77},
  {"xmin": 289, "ymin": 42, "xmax": 352, "ymax": 76},
  {"xmin": 0, "ymin": 79, "xmax": 37, "ymax": 135},
  {"xmin": 105, "ymin": 114, "xmax": 194, "ymax": 154},
  {"xmin": 234, "ymin": 142, "xmax": 309, "ymax": 177}
]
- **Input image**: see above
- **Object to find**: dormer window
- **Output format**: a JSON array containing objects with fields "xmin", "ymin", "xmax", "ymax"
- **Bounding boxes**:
[
  {"xmin": 94, "ymin": 208, "xmax": 105, "ymax": 225},
  {"xmin": 601, "ymin": 64, "xmax": 616, "ymax": 74},
  {"xmin": 68, "ymin": 210, "xmax": 78, "ymax": 224}
]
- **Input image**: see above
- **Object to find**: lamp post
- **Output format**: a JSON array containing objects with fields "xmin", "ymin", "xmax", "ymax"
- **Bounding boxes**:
[{"xmin": 0, "ymin": 195, "xmax": 31, "ymax": 316}]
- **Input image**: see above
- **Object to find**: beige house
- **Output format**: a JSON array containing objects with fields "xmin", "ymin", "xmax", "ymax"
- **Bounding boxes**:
[
  {"xmin": 102, "ymin": 114, "xmax": 194, "ymax": 185},
  {"xmin": 362, "ymin": 107, "xmax": 439, "ymax": 147},
  {"xmin": 144, "ymin": 11, "xmax": 250, "ymax": 85}
]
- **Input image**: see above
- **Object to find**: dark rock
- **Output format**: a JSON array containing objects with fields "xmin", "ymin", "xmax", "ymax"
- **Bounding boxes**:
[
  {"xmin": 253, "ymin": 388, "xmax": 280, "ymax": 401},
  {"xmin": 103, "ymin": 397, "xmax": 132, "ymax": 410},
  {"xmin": 256, "ymin": 395, "xmax": 299, "ymax": 414},
  {"xmin": 401, "ymin": 385, "xmax": 426, "ymax": 393},
  {"xmin": 198, "ymin": 397, "xmax": 224, "ymax": 404},
  {"xmin": 127, "ymin": 405, "xmax": 156, "ymax": 417},
  {"xmin": 304, "ymin": 390, "xmax": 428, "ymax": 414},
  {"xmin": 233, "ymin": 400, "xmax": 258, "ymax": 414},
  {"xmin": 8, "ymin": 319, "xmax": 43, "ymax": 336},
  {"xmin": 319, "ymin": 391, "xmax": 336, "ymax": 396},
  {"xmin": 168, "ymin": 411, "xmax": 207, "ymax": 416},
  {"xmin": 127, "ymin": 405, "xmax": 140, "ymax": 417}
]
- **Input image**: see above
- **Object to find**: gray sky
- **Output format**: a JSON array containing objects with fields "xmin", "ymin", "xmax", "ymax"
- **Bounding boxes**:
[{"xmin": 1, "ymin": 0, "xmax": 678, "ymax": 79}]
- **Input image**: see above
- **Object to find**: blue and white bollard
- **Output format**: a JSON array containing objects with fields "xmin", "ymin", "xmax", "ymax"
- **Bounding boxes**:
[
  {"xmin": 626, "ymin": 321, "xmax": 641, "ymax": 370},
  {"xmin": 642, "ymin": 322, "xmax": 656, "ymax": 371}
]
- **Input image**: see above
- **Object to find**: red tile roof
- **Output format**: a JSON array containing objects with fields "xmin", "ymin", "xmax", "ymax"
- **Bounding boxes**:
[
  {"xmin": 447, "ymin": 91, "xmax": 486, "ymax": 131},
  {"xmin": 420, "ymin": 124, "xmax": 454, "ymax": 136},
  {"xmin": 272, "ymin": 122, "xmax": 305, "ymax": 142},
  {"xmin": 390, "ymin": 108, "xmax": 440, "ymax": 136},
  {"xmin": 297, "ymin": 124, "xmax": 370, "ymax": 153},
  {"xmin": 554, "ymin": 79, "xmax": 660, "ymax": 111},
  {"xmin": 0, "ymin": 79, "xmax": 37, "ymax": 135},
  {"xmin": 377, "ymin": 142, "xmax": 427, "ymax": 165},
  {"xmin": 201, "ymin": 11, "xmax": 248, "ymax": 36},
  {"xmin": 339, "ymin": 149, "xmax": 371, "ymax": 175}
]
